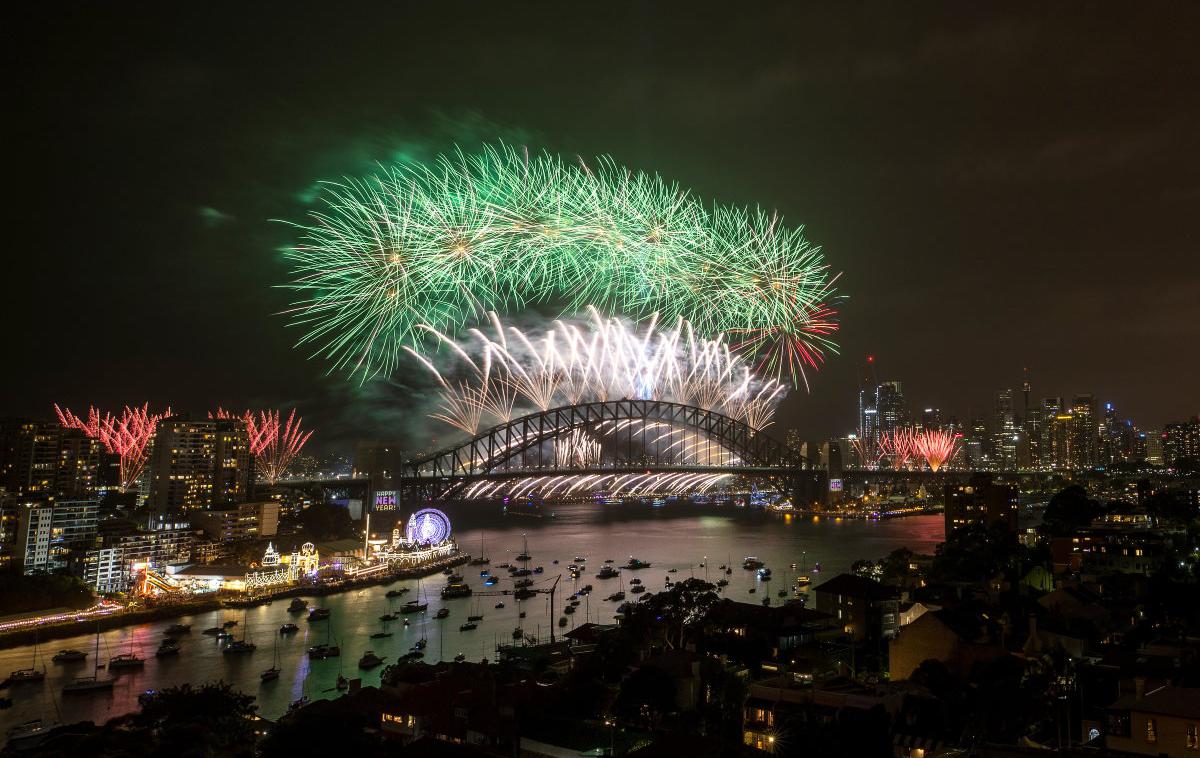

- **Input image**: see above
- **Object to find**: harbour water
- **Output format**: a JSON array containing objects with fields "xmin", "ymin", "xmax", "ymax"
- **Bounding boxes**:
[{"xmin": 0, "ymin": 503, "xmax": 943, "ymax": 729}]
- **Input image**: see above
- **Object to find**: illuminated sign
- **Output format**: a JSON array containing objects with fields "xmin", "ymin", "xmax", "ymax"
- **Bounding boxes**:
[
  {"xmin": 374, "ymin": 491, "xmax": 398, "ymax": 511},
  {"xmin": 829, "ymin": 479, "xmax": 843, "ymax": 492}
]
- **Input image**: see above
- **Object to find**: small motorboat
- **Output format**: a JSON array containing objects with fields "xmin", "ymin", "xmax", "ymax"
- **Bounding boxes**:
[
  {"xmin": 495, "ymin": 602, "xmax": 505, "ymax": 609},
  {"xmin": 453, "ymin": 653, "xmax": 466, "ymax": 662},
  {"xmin": 287, "ymin": 598, "xmax": 308, "ymax": 613},
  {"xmin": 607, "ymin": 592, "xmax": 625, "ymax": 602},
  {"xmin": 743, "ymin": 557, "xmax": 765, "ymax": 570},
  {"xmin": 370, "ymin": 631, "xmax": 393, "ymax": 639},
  {"xmin": 564, "ymin": 605, "xmax": 576, "ymax": 614},
  {"xmin": 385, "ymin": 588, "xmax": 409, "ymax": 598},
  {"xmin": 155, "ymin": 640, "xmax": 180, "ymax": 658},
  {"xmin": 358, "ymin": 651, "xmax": 386, "ymax": 669},
  {"xmin": 52, "ymin": 650, "xmax": 87, "ymax": 663},
  {"xmin": 435, "ymin": 608, "xmax": 450, "ymax": 619},
  {"xmin": 559, "ymin": 617, "xmax": 568, "ymax": 627},
  {"xmin": 574, "ymin": 556, "xmax": 586, "ymax": 562},
  {"xmin": 623, "ymin": 558, "xmax": 651, "ymax": 570},
  {"xmin": 308, "ymin": 608, "xmax": 330, "ymax": 621},
  {"xmin": 468, "ymin": 614, "xmax": 484, "ymax": 622},
  {"xmin": 260, "ymin": 666, "xmax": 280, "ymax": 682},
  {"xmin": 412, "ymin": 638, "xmax": 427, "ymax": 650},
  {"xmin": 280, "ymin": 623, "xmax": 300, "ymax": 634},
  {"xmin": 748, "ymin": 588, "xmax": 757, "ymax": 594},
  {"xmin": 402, "ymin": 619, "xmax": 410, "ymax": 627},
  {"xmin": 717, "ymin": 578, "xmax": 729, "ymax": 587},
  {"xmin": 459, "ymin": 622, "xmax": 477, "ymax": 631},
  {"xmin": 222, "ymin": 640, "xmax": 256, "ymax": 655},
  {"xmin": 400, "ymin": 601, "xmax": 428, "ymax": 614},
  {"xmin": 668, "ymin": 568, "xmax": 678, "ymax": 573},
  {"xmin": 379, "ymin": 612, "xmax": 399, "ymax": 622},
  {"xmin": 222, "ymin": 620, "xmax": 238, "ymax": 628},
  {"xmin": 630, "ymin": 585, "xmax": 646, "ymax": 594},
  {"xmin": 519, "ymin": 611, "xmax": 526, "ymax": 619}
]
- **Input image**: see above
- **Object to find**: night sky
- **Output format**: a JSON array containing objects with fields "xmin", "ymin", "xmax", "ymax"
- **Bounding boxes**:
[{"xmin": 6, "ymin": 4, "xmax": 1199, "ymax": 451}]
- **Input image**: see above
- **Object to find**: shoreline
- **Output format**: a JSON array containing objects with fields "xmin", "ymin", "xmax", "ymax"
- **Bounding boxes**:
[{"xmin": 0, "ymin": 552, "xmax": 472, "ymax": 652}]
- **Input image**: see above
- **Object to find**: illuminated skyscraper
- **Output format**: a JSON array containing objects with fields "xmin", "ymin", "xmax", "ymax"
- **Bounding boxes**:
[
  {"xmin": 875, "ymin": 381, "xmax": 906, "ymax": 437},
  {"xmin": 1070, "ymin": 394, "xmax": 1098, "ymax": 469},
  {"xmin": 993, "ymin": 389, "xmax": 1017, "ymax": 470}
]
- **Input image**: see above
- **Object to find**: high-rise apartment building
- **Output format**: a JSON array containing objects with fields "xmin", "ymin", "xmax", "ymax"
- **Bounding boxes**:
[
  {"xmin": 146, "ymin": 417, "xmax": 252, "ymax": 514},
  {"xmin": 15, "ymin": 499, "xmax": 99, "ymax": 574},
  {"xmin": 0, "ymin": 420, "xmax": 107, "ymax": 499}
]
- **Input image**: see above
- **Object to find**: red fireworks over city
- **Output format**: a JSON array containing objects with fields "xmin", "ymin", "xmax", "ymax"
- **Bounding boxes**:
[
  {"xmin": 212, "ymin": 408, "xmax": 314, "ymax": 485},
  {"xmin": 913, "ymin": 429, "xmax": 961, "ymax": 472},
  {"xmin": 54, "ymin": 403, "xmax": 171, "ymax": 491},
  {"xmin": 853, "ymin": 427, "xmax": 962, "ymax": 472},
  {"xmin": 879, "ymin": 428, "xmax": 917, "ymax": 471}
]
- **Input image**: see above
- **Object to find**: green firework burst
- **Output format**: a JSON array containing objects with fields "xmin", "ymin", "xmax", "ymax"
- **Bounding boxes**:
[{"xmin": 283, "ymin": 143, "xmax": 841, "ymax": 386}]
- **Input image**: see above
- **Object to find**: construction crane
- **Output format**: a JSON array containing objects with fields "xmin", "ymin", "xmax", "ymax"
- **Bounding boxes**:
[{"xmin": 471, "ymin": 575, "xmax": 562, "ymax": 643}]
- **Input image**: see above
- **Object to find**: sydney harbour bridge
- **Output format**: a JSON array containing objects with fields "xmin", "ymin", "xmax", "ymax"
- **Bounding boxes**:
[
  {"xmin": 396, "ymin": 399, "xmax": 823, "ymax": 507},
  {"xmin": 290, "ymin": 399, "xmax": 829, "ymax": 510}
]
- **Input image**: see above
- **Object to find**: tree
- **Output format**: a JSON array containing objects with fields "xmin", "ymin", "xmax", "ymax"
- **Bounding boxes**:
[
  {"xmin": 629, "ymin": 578, "xmax": 720, "ymax": 649},
  {"xmin": 1041, "ymin": 485, "xmax": 1103, "ymax": 536}
]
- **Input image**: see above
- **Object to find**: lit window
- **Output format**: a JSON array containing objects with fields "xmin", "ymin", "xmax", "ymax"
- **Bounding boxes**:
[
  {"xmin": 1147, "ymin": 718, "xmax": 1157, "ymax": 743},
  {"xmin": 1188, "ymin": 723, "xmax": 1198, "ymax": 749}
]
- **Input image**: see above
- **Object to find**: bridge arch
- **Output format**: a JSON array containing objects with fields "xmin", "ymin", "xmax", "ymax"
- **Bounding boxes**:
[{"xmin": 402, "ymin": 399, "xmax": 805, "ymax": 482}]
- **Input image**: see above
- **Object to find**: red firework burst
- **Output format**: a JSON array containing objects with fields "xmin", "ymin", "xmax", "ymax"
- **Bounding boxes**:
[
  {"xmin": 211, "ymin": 408, "xmax": 314, "ymax": 485},
  {"xmin": 56, "ymin": 403, "xmax": 170, "ymax": 491},
  {"xmin": 913, "ymin": 429, "xmax": 961, "ymax": 472},
  {"xmin": 878, "ymin": 427, "xmax": 918, "ymax": 471}
]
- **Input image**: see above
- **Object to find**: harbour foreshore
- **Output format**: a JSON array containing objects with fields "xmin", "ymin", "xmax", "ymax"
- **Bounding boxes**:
[{"xmin": 0, "ymin": 551, "xmax": 471, "ymax": 651}]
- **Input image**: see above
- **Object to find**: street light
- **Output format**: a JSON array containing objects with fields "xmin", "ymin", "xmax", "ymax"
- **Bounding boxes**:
[{"xmin": 604, "ymin": 718, "xmax": 615, "ymax": 755}]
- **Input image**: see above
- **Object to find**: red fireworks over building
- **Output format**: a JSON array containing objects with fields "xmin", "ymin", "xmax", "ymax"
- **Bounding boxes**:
[
  {"xmin": 212, "ymin": 408, "xmax": 314, "ymax": 485},
  {"xmin": 913, "ymin": 429, "xmax": 961, "ymax": 472},
  {"xmin": 879, "ymin": 427, "xmax": 918, "ymax": 471},
  {"xmin": 55, "ymin": 403, "xmax": 171, "ymax": 491}
]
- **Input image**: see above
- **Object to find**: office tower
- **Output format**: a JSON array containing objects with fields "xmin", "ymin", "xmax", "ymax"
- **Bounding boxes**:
[
  {"xmin": 1024, "ymin": 405, "xmax": 1045, "ymax": 468},
  {"xmin": 1099, "ymin": 403, "xmax": 1122, "ymax": 464},
  {"xmin": 1069, "ymin": 394, "xmax": 1097, "ymax": 469},
  {"xmin": 875, "ymin": 381, "xmax": 906, "ymax": 437},
  {"xmin": 15, "ymin": 499, "xmax": 99, "ymax": 574},
  {"xmin": 919, "ymin": 408, "xmax": 943, "ymax": 433},
  {"xmin": 1163, "ymin": 419, "xmax": 1200, "ymax": 465},
  {"xmin": 1145, "ymin": 429, "xmax": 1165, "ymax": 465},
  {"xmin": 965, "ymin": 416, "xmax": 987, "ymax": 469},
  {"xmin": 993, "ymin": 389, "xmax": 1017, "ymax": 470},
  {"xmin": 146, "ymin": 417, "xmax": 252, "ymax": 514}
]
